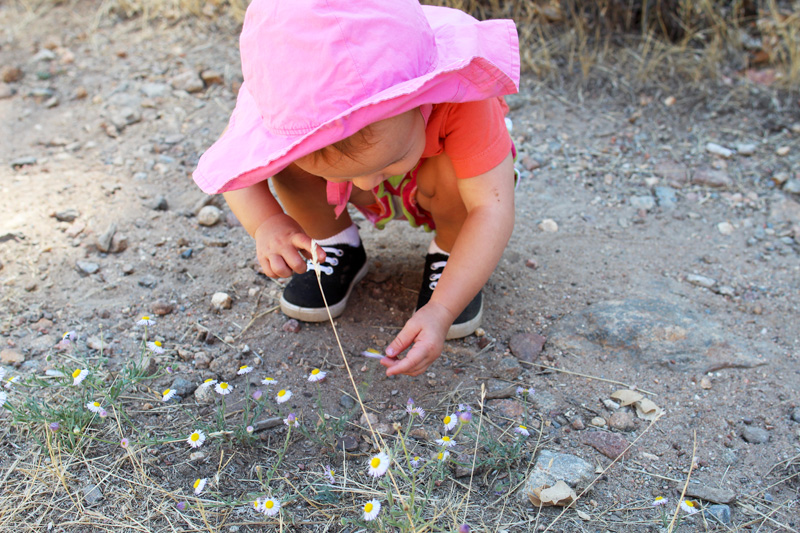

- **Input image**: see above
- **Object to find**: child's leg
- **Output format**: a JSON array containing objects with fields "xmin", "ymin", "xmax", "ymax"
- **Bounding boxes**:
[{"xmin": 271, "ymin": 166, "xmax": 353, "ymax": 240}]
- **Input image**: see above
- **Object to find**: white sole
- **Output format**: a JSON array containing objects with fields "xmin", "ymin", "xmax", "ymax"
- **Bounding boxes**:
[
  {"xmin": 279, "ymin": 261, "xmax": 369, "ymax": 322},
  {"xmin": 445, "ymin": 299, "xmax": 483, "ymax": 340}
]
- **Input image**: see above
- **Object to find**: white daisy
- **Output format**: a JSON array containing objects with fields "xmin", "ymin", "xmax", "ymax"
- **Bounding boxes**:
[
  {"xmin": 193, "ymin": 478, "xmax": 207, "ymax": 495},
  {"xmin": 187, "ymin": 430, "xmax": 206, "ymax": 448},
  {"xmin": 323, "ymin": 465, "xmax": 335, "ymax": 484},
  {"xmin": 652, "ymin": 496, "xmax": 668, "ymax": 506},
  {"xmin": 215, "ymin": 382, "xmax": 232, "ymax": 395},
  {"xmin": 436, "ymin": 450, "xmax": 450, "ymax": 462},
  {"xmin": 276, "ymin": 389, "xmax": 292, "ymax": 403},
  {"xmin": 514, "ymin": 425, "xmax": 530, "ymax": 437},
  {"xmin": 680, "ymin": 499, "xmax": 699, "ymax": 514},
  {"xmin": 62, "ymin": 331, "xmax": 77, "ymax": 342},
  {"xmin": 86, "ymin": 400, "xmax": 103, "ymax": 413},
  {"xmin": 261, "ymin": 377, "xmax": 277, "ymax": 386},
  {"xmin": 137, "ymin": 316, "xmax": 155, "ymax": 326},
  {"xmin": 363, "ymin": 499, "xmax": 381, "ymax": 521},
  {"xmin": 367, "ymin": 451, "xmax": 390, "ymax": 477},
  {"xmin": 0, "ymin": 391, "xmax": 7, "ymax": 405},
  {"xmin": 443, "ymin": 413, "xmax": 457, "ymax": 431},
  {"xmin": 436, "ymin": 435, "xmax": 456, "ymax": 447},
  {"xmin": 5, "ymin": 376, "xmax": 20, "ymax": 388},
  {"xmin": 146, "ymin": 340, "xmax": 165, "ymax": 354},
  {"xmin": 162, "ymin": 389, "xmax": 177, "ymax": 402},
  {"xmin": 307, "ymin": 368, "xmax": 326, "ymax": 382},
  {"xmin": 0, "ymin": 367, "xmax": 5, "ymax": 381},
  {"xmin": 237, "ymin": 365, "xmax": 253, "ymax": 375},
  {"xmin": 71, "ymin": 368, "xmax": 88, "ymax": 386},
  {"xmin": 198, "ymin": 378, "xmax": 217, "ymax": 389},
  {"xmin": 283, "ymin": 413, "xmax": 299, "ymax": 427},
  {"xmin": 253, "ymin": 498, "xmax": 264, "ymax": 513},
  {"xmin": 410, "ymin": 456, "xmax": 422, "ymax": 468},
  {"xmin": 261, "ymin": 496, "xmax": 280, "ymax": 516}
]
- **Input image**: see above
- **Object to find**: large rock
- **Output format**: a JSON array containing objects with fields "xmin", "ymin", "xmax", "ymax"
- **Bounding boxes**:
[
  {"xmin": 521, "ymin": 450, "xmax": 594, "ymax": 504},
  {"xmin": 547, "ymin": 299, "xmax": 767, "ymax": 370}
]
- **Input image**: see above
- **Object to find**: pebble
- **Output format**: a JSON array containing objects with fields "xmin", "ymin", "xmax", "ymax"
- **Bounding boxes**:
[
  {"xmin": 741, "ymin": 426, "xmax": 769, "ymax": 443},
  {"xmin": 335, "ymin": 435, "xmax": 359, "ymax": 452},
  {"xmin": 181, "ymin": 248, "xmax": 193, "ymax": 259},
  {"xmin": 705, "ymin": 504, "xmax": 731, "ymax": 525},
  {"xmin": 686, "ymin": 274, "xmax": 716, "ymax": 288},
  {"xmin": 109, "ymin": 107, "xmax": 141, "ymax": 129},
  {"xmin": 571, "ymin": 417, "xmax": 585, "ymax": 430},
  {"xmin": 340, "ymin": 394, "xmax": 356, "ymax": 409},
  {"xmin": 692, "ymin": 169, "xmax": 732, "ymax": 188},
  {"xmin": 76, "ymin": 261, "xmax": 99, "ymax": 275},
  {"xmin": 82, "ymin": 484, "xmax": 103, "ymax": 505},
  {"xmin": 170, "ymin": 71, "xmax": 204, "ymax": 93},
  {"xmin": 138, "ymin": 276, "xmax": 158, "ymax": 288},
  {"xmin": 95, "ymin": 223, "xmax": 117, "ymax": 253},
  {"xmin": 791, "ymin": 408, "xmax": 800, "ymax": 423},
  {"xmin": 197, "ymin": 205, "xmax": 222, "ymax": 226},
  {"xmin": 602, "ymin": 398, "xmax": 620, "ymax": 411},
  {"xmin": 1, "ymin": 66, "xmax": 23, "ymax": 83},
  {"xmin": 538, "ymin": 218, "xmax": 558, "ymax": 232},
  {"xmin": 0, "ymin": 83, "xmax": 13, "ymax": 99},
  {"xmin": 489, "ymin": 399, "xmax": 524, "ymax": 418},
  {"xmin": 608, "ymin": 411, "xmax": 636, "ymax": 431},
  {"xmin": 281, "ymin": 319, "xmax": 301, "ymax": 333},
  {"xmin": 151, "ymin": 300, "xmax": 174, "ymax": 316},
  {"xmin": 775, "ymin": 146, "xmax": 790, "ymax": 156},
  {"xmin": 169, "ymin": 376, "xmax": 197, "ymax": 397},
  {"xmin": 717, "ymin": 222, "xmax": 735, "ymax": 235},
  {"xmin": 140, "ymin": 82, "xmax": 169, "ymax": 98},
  {"xmin": 0, "ymin": 348, "xmax": 25, "ymax": 366},
  {"xmin": 211, "ymin": 292, "xmax": 232, "ymax": 310},
  {"xmin": 685, "ymin": 484, "xmax": 737, "ymax": 504},
  {"xmin": 630, "ymin": 195, "xmax": 655, "ymax": 210},
  {"xmin": 492, "ymin": 357, "xmax": 522, "ymax": 380},
  {"xmin": 509, "ymin": 332, "xmax": 546, "ymax": 362},
  {"xmin": 736, "ymin": 143, "xmax": 756, "ymax": 156},
  {"xmin": 53, "ymin": 208, "xmax": 80, "ymax": 222},
  {"xmin": 148, "ymin": 196, "xmax": 169, "ymax": 211},
  {"xmin": 194, "ymin": 381, "xmax": 216, "ymax": 404},
  {"xmin": 582, "ymin": 431, "xmax": 629, "ymax": 459},
  {"xmin": 521, "ymin": 450, "xmax": 594, "ymax": 504},
  {"xmin": 110, "ymin": 233, "xmax": 128, "ymax": 253},
  {"xmin": 189, "ymin": 451, "xmax": 207, "ymax": 462},
  {"xmin": 590, "ymin": 417, "xmax": 606, "ymax": 427},
  {"xmin": 525, "ymin": 258, "xmax": 538, "ymax": 269},
  {"xmin": 706, "ymin": 142, "xmax": 734, "ymax": 158},
  {"xmin": 783, "ymin": 179, "xmax": 800, "ymax": 194},
  {"xmin": 200, "ymin": 70, "xmax": 223, "ymax": 85},
  {"xmin": 359, "ymin": 412, "xmax": 379, "ymax": 426},
  {"xmin": 654, "ymin": 186, "xmax": 677, "ymax": 208},
  {"xmin": 10, "ymin": 156, "xmax": 37, "ymax": 168}
]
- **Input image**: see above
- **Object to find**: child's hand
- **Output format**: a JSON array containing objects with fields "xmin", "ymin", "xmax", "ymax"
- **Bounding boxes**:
[
  {"xmin": 253, "ymin": 213, "xmax": 324, "ymax": 278},
  {"xmin": 381, "ymin": 302, "xmax": 453, "ymax": 376}
]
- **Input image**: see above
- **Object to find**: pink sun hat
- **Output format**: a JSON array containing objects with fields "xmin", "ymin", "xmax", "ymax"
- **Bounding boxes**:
[{"xmin": 192, "ymin": 0, "xmax": 520, "ymax": 195}]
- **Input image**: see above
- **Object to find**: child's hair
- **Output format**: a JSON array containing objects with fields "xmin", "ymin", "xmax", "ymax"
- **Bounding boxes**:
[{"xmin": 307, "ymin": 124, "xmax": 376, "ymax": 165}]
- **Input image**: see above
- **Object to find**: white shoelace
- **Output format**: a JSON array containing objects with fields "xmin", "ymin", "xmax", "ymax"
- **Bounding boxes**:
[
  {"xmin": 305, "ymin": 246, "xmax": 344, "ymax": 275},
  {"xmin": 427, "ymin": 260, "xmax": 448, "ymax": 290}
]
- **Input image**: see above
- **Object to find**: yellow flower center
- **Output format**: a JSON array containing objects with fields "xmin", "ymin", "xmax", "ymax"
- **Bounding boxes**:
[
  {"xmin": 364, "ymin": 502, "xmax": 373, "ymax": 513},
  {"xmin": 92, "ymin": 402, "xmax": 100, "ymax": 407},
  {"xmin": 264, "ymin": 500, "xmax": 274, "ymax": 509},
  {"xmin": 438, "ymin": 452, "xmax": 445, "ymax": 460},
  {"xmin": 72, "ymin": 369, "xmax": 81, "ymax": 378},
  {"xmin": 239, "ymin": 365, "xmax": 247, "ymax": 370},
  {"xmin": 655, "ymin": 496, "xmax": 664, "ymax": 501},
  {"xmin": 220, "ymin": 383, "xmax": 228, "ymax": 390},
  {"xmin": 190, "ymin": 433, "xmax": 199, "ymax": 441},
  {"xmin": 686, "ymin": 501, "xmax": 695, "ymax": 508},
  {"xmin": 164, "ymin": 389, "xmax": 171, "ymax": 396},
  {"xmin": 311, "ymin": 369, "xmax": 320, "ymax": 375},
  {"xmin": 253, "ymin": 500, "xmax": 259, "ymax": 509},
  {"xmin": 370, "ymin": 457, "xmax": 381, "ymax": 468},
  {"xmin": 519, "ymin": 425, "xmax": 527, "ymax": 430},
  {"xmin": 193, "ymin": 479, "xmax": 201, "ymax": 489},
  {"xmin": 265, "ymin": 377, "xmax": 274, "ymax": 381},
  {"xmin": 278, "ymin": 389, "xmax": 286, "ymax": 396},
  {"xmin": 442, "ymin": 436, "xmax": 451, "ymax": 442},
  {"xmin": 444, "ymin": 416, "xmax": 451, "ymax": 424},
  {"xmin": 414, "ymin": 456, "xmax": 420, "ymax": 461},
  {"xmin": 141, "ymin": 316, "xmax": 150, "ymax": 320},
  {"xmin": 155, "ymin": 341, "xmax": 162, "ymax": 347},
  {"xmin": 204, "ymin": 378, "xmax": 213, "ymax": 383}
]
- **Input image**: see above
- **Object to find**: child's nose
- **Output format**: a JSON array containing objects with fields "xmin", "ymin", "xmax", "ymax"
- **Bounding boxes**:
[{"xmin": 353, "ymin": 175, "xmax": 383, "ymax": 190}]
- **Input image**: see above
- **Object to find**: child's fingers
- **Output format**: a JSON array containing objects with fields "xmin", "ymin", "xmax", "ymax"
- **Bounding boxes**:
[
  {"xmin": 292, "ymin": 234, "xmax": 326, "ymax": 263},
  {"xmin": 385, "ymin": 322, "xmax": 420, "ymax": 359}
]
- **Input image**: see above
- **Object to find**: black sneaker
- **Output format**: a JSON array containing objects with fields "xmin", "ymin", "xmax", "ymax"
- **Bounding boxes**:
[
  {"xmin": 280, "ymin": 243, "xmax": 368, "ymax": 322},
  {"xmin": 415, "ymin": 253, "xmax": 483, "ymax": 340}
]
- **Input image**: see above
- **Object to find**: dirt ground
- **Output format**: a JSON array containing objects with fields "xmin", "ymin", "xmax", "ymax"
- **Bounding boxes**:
[{"xmin": 1, "ymin": 2, "xmax": 799, "ymax": 532}]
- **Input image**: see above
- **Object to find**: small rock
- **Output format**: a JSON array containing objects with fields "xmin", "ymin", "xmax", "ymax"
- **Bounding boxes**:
[
  {"xmin": 775, "ymin": 146, "xmax": 790, "ymax": 157},
  {"xmin": 492, "ymin": 357, "xmax": 522, "ymax": 380},
  {"xmin": 583, "ymin": 431, "xmax": 629, "ymax": 459},
  {"xmin": 538, "ymin": 218, "xmax": 558, "ymax": 232},
  {"xmin": 704, "ymin": 504, "xmax": 732, "ymax": 525},
  {"xmin": 693, "ymin": 169, "xmax": 732, "ymax": 188},
  {"xmin": 189, "ymin": 451, "xmax": 207, "ymax": 462},
  {"xmin": 194, "ymin": 381, "xmax": 216, "ymax": 403},
  {"xmin": 509, "ymin": 332, "xmax": 546, "ymax": 362},
  {"xmin": 10, "ymin": 156, "xmax": 37, "ymax": 168},
  {"xmin": 208, "ymin": 353, "xmax": 242, "ymax": 380},
  {"xmin": 110, "ymin": 233, "xmax": 128, "ymax": 253},
  {"xmin": 140, "ymin": 82, "xmax": 169, "ymax": 98},
  {"xmin": 211, "ymin": 292, "xmax": 232, "ymax": 310},
  {"xmin": 169, "ymin": 376, "xmax": 197, "ymax": 397},
  {"xmin": 700, "ymin": 376, "xmax": 712, "ymax": 389},
  {"xmin": 590, "ymin": 417, "xmax": 606, "ymax": 427},
  {"xmin": 86, "ymin": 336, "xmax": 111, "ymax": 354},
  {"xmin": 654, "ymin": 186, "xmax": 678, "ymax": 208},
  {"xmin": 76, "ymin": 261, "xmax": 99, "ymax": 275},
  {"xmin": 147, "ymin": 196, "xmax": 169, "ymax": 211},
  {"xmin": 717, "ymin": 222, "xmax": 735, "ymax": 235},
  {"xmin": 488, "ymin": 399, "xmax": 524, "ymax": 418},
  {"xmin": 138, "ymin": 276, "xmax": 158, "ymax": 288},
  {"xmin": 82, "ymin": 484, "xmax": 103, "ymax": 505},
  {"xmin": 409, "ymin": 428, "xmax": 431, "ymax": 440},
  {"xmin": 736, "ymin": 143, "xmax": 756, "ymax": 156},
  {"xmin": 706, "ymin": 142, "xmax": 734, "ymax": 159},
  {"xmin": 0, "ymin": 83, "xmax": 13, "ymax": 99},
  {"xmin": 197, "ymin": 205, "xmax": 222, "ymax": 226},
  {"xmin": 108, "ymin": 107, "xmax": 141, "ymax": 129},
  {"xmin": 340, "ymin": 394, "xmax": 356, "ymax": 409},
  {"xmin": 654, "ymin": 161, "xmax": 689, "ymax": 187},
  {"xmin": 630, "ymin": 195, "xmax": 656, "ymax": 210},
  {"xmin": 281, "ymin": 319, "xmax": 301, "ymax": 333},
  {"xmin": 521, "ymin": 450, "xmax": 594, "ymax": 504},
  {"xmin": 66, "ymin": 220, "xmax": 86, "ymax": 238},
  {"xmin": 95, "ymin": 223, "xmax": 117, "ymax": 253},
  {"xmin": 335, "ymin": 435, "xmax": 359, "ymax": 452},
  {"xmin": 571, "ymin": 417, "xmax": 585, "ymax": 430},
  {"xmin": 608, "ymin": 411, "xmax": 636, "ymax": 432},
  {"xmin": 200, "ymin": 69, "xmax": 223, "ymax": 85},
  {"xmin": 151, "ymin": 301, "xmax": 174, "ymax": 316},
  {"xmin": 170, "ymin": 71, "xmax": 204, "ymax": 93},
  {"xmin": 784, "ymin": 179, "xmax": 800, "ymax": 194},
  {"xmin": 0, "ymin": 348, "xmax": 25, "ymax": 366},
  {"xmin": 1, "ymin": 66, "xmax": 23, "ymax": 83},
  {"xmin": 251, "ymin": 417, "xmax": 282, "ymax": 432},
  {"xmin": 359, "ymin": 412, "xmax": 379, "ymax": 426},
  {"xmin": 685, "ymin": 484, "xmax": 736, "ymax": 504},
  {"xmin": 686, "ymin": 274, "xmax": 716, "ymax": 289},
  {"xmin": 52, "ymin": 208, "xmax": 80, "ymax": 222},
  {"xmin": 791, "ymin": 408, "xmax": 800, "ymax": 423},
  {"xmin": 525, "ymin": 258, "xmax": 538, "ymax": 269},
  {"xmin": 741, "ymin": 426, "xmax": 769, "ymax": 444}
]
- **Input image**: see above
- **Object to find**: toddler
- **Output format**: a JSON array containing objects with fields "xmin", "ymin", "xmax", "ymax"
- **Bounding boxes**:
[{"xmin": 193, "ymin": 0, "xmax": 520, "ymax": 377}]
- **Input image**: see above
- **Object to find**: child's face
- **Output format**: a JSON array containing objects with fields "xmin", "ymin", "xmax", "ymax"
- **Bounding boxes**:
[{"xmin": 295, "ymin": 109, "xmax": 426, "ymax": 191}]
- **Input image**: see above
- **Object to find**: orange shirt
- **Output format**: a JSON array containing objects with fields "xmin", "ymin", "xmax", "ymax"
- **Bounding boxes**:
[{"xmin": 421, "ymin": 97, "xmax": 512, "ymax": 179}]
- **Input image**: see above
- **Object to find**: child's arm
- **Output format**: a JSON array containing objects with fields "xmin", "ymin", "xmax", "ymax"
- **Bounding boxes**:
[
  {"xmin": 381, "ymin": 152, "xmax": 515, "ymax": 376},
  {"xmin": 223, "ymin": 179, "xmax": 321, "ymax": 278}
]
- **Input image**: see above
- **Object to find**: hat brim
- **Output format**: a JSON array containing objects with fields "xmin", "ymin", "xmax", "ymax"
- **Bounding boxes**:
[{"xmin": 193, "ymin": 6, "xmax": 520, "ymax": 194}]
